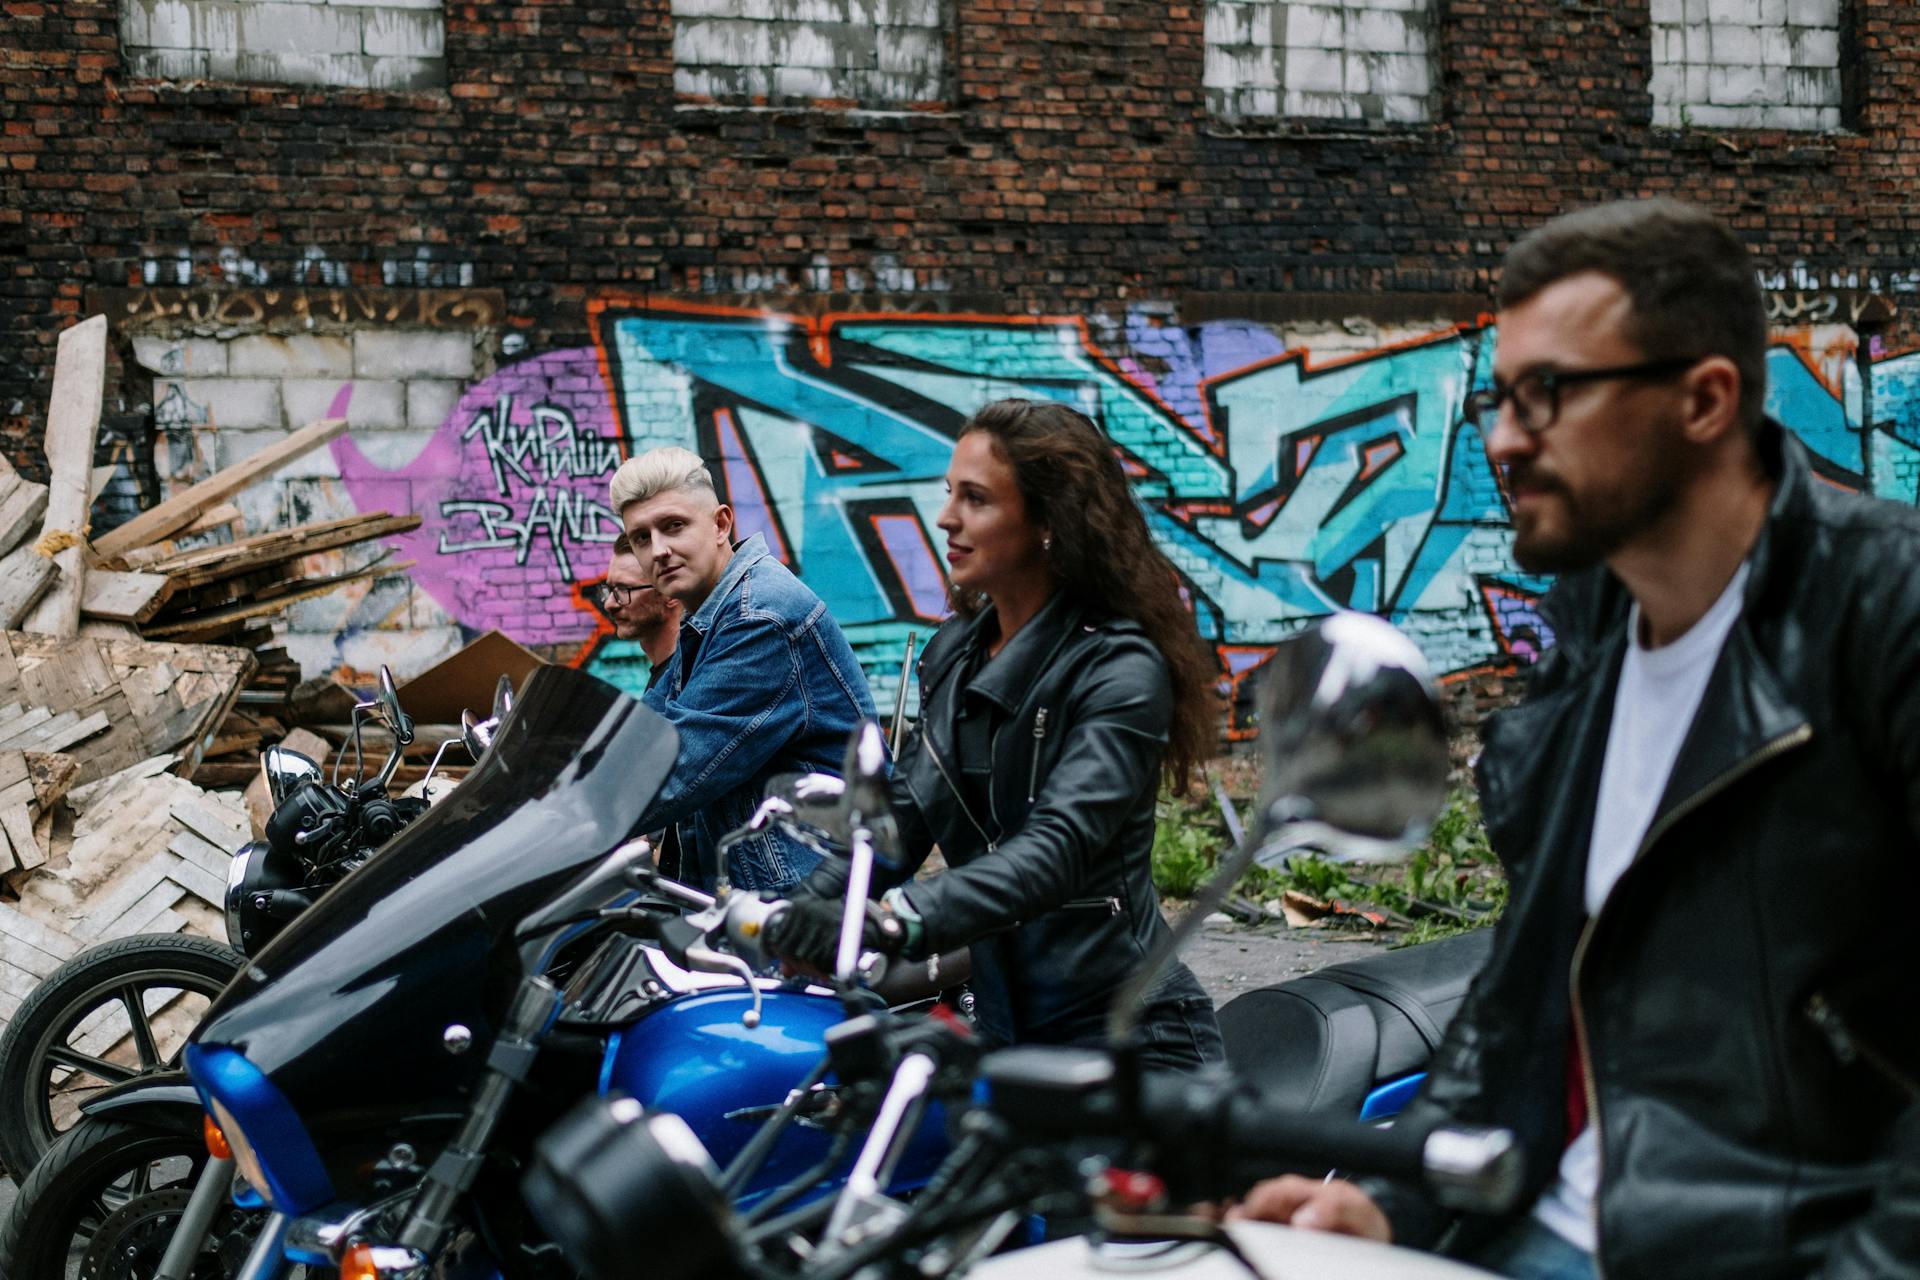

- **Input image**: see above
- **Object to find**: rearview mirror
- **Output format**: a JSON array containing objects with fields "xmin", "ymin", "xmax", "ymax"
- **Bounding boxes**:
[
  {"xmin": 377, "ymin": 665, "xmax": 415, "ymax": 748},
  {"xmin": 1249, "ymin": 611, "xmax": 1449, "ymax": 866},
  {"xmin": 493, "ymin": 673, "xmax": 515, "ymax": 723}
]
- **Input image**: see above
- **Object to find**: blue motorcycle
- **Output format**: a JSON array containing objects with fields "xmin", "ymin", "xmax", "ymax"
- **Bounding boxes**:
[{"xmin": 0, "ymin": 669, "xmax": 952, "ymax": 1279}]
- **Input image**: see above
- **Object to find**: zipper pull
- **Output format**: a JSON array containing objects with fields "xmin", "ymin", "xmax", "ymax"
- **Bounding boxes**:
[
  {"xmin": 1106, "ymin": 895, "xmax": 1121, "ymax": 916},
  {"xmin": 1806, "ymin": 993, "xmax": 1857, "ymax": 1065},
  {"xmin": 1032, "ymin": 707, "xmax": 1049, "ymax": 740}
]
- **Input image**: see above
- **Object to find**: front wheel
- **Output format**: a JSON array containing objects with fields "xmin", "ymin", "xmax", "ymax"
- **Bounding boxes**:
[
  {"xmin": 0, "ymin": 933, "xmax": 241, "ymax": 1178},
  {"xmin": 0, "ymin": 1116, "xmax": 217, "ymax": 1279}
]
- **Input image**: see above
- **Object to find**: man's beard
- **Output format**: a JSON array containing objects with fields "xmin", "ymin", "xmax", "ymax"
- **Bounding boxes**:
[{"xmin": 1507, "ymin": 426, "xmax": 1689, "ymax": 575}]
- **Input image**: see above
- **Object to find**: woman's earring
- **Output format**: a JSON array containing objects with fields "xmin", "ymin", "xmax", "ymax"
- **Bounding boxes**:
[{"xmin": 1042, "ymin": 534, "xmax": 1053, "ymax": 553}]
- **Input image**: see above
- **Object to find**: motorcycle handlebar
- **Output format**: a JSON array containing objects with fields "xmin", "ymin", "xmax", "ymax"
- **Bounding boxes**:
[{"xmin": 980, "ymin": 1047, "xmax": 1525, "ymax": 1217}]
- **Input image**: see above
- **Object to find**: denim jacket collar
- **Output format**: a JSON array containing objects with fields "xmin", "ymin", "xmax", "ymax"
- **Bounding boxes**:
[{"xmin": 684, "ymin": 533, "xmax": 771, "ymax": 638}]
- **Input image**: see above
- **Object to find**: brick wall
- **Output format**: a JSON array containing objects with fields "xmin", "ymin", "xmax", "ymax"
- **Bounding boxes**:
[{"xmin": 8, "ymin": 0, "xmax": 1920, "ymax": 691}]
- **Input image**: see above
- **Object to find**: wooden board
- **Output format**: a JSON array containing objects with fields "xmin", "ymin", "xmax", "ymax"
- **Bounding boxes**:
[
  {"xmin": 143, "ymin": 558, "xmax": 412, "ymax": 637},
  {"xmin": 81, "ymin": 570, "xmax": 177, "ymax": 625},
  {"xmin": 0, "ymin": 631, "xmax": 255, "ymax": 785},
  {"xmin": 0, "ymin": 478, "xmax": 49, "ymax": 560},
  {"xmin": 25, "ymin": 315, "xmax": 107, "ymax": 640},
  {"xmin": 0, "ymin": 546, "xmax": 56, "ymax": 628},
  {"xmin": 93, "ymin": 417, "xmax": 347, "ymax": 562},
  {"xmin": 136, "ymin": 512, "xmax": 419, "ymax": 589}
]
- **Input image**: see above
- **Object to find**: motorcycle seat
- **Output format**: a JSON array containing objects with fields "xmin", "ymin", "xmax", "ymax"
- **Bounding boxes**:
[{"xmin": 1215, "ymin": 928, "xmax": 1492, "ymax": 1118}]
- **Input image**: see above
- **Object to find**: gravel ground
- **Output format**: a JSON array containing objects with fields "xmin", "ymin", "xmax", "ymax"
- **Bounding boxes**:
[{"xmin": 1178, "ymin": 915, "xmax": 1396, "ymax": 1007}]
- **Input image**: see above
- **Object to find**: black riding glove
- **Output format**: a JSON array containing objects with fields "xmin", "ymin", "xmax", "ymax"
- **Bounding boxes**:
[{"xmin": 766, "ymin": 895, "xmax": 907, "ymax": 973}]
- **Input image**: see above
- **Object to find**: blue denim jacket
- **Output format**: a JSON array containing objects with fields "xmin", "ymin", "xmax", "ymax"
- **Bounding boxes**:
[{"xmin": 639, "ymin": 534, "xmax": 878, "ymax": 893}]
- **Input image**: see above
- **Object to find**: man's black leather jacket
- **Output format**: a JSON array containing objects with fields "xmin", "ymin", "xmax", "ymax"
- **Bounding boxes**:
[
  {"xmin": 836, "ymin": 593, "xmax": 1211, "ymax": 1049},
  {"xmin": 1374, "ymin": 422, "xmax": 1920, "ymax": 1278}
]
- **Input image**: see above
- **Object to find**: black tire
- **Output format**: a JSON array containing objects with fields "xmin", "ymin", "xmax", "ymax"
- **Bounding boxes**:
[
  {"xmin": 0, "ymin": 1116, "xmax": 210, "ymax": 1279},
  {"xmin": 0, "ymin": 934, "xmax": 241, "ymax": 1179}
]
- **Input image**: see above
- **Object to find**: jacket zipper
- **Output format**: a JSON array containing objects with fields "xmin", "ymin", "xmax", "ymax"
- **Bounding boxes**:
[
  {"xmin": 1568, "ymin": 722, "xmax": 1811, "ymax": 1276},
  {"xmin": 922, "ymin": 726, "xmax": 997, "ymax": 855},
  {"xmin": 1063, "ymin": 895, "xmax": 1123, "ymax": 915},
  {"xmin": 1027, "ymin": 707, "xmax": 1049, "ymax": 805},
  {"xmin": 1806, "ymin": 991, "xmax": 1920, "ymax": 1102}
]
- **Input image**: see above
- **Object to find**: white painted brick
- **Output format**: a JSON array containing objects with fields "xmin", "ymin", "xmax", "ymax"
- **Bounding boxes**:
[
  {"xmin": 227, "ymin": 334, "xmax": 353, "ymax": 378},
  {"xmin": 1233, "ymin": 87, "xmax": 1281, "ymax": 117},
  {"xmin": 1790, "ymin": 26, "xmax": 1840, "ymax": 68},
  {"xmin": 218, "ymin": 427, "xmax": 342, "ymax": 481},
  {"xmin": 123, "ymin": 0, "xmax": 201, "ymax": 50},
  {"xmin": 1380, "ymin": 92, "xmax": 1429, "ymax": 123},
  {"xmin": 1682, "ymin": 21, "xmax": 1711, "ymax": 63},
  {"xmin": 1707, "ymin": 0, "xmax": 1760, "ymax": 22},
  {"xmin": 675, "ymin": 18, "xmax": 776, "ymax": 68},
  {"xmin": 345, "ymin": 428, "xmax": 436, "ymax": 468},
  {"xmin": 354, "ymin": 330, "xmax": 476, "ymax": 379},
  {"xmin": 771, "ymin": 64, "xmax": 838, "ymax": 98},
  {"xmin": 1649, "ymin": 0, "xmax": 1682, "ymax": 20},
  {"xmin": 1786, "ymin": 63, "xmax": 1840, "ymax": 105},
  {"xmin": 1206, "ymin": 2, "xmax": 1258, "ymax": 47},
  {"xmin": 1285, "ymin": 89, "xmax": 1356, "ymax": 118},
  {"xmin": 1683, "ymin": 0, "xmax": 1713, "ymax": 20},
  {"xmin": 1367, "ymin": 51, "xmax": 1430, "ymax": 97},
  {"xmin": 1710, "ymin": 23, "xmax": 1762, "ymax": 64},
  {"xmin": 1350, "ymin": 8, "xmax": 1422, "ymax": 54},
  {"xmin": 406, "ymin": 379, "xmax": 464, "ymax": 429},
  {"xmin": 1283, "ymin": 5, "xmax": 1345, "ymax": 49},
  {"xmin": 156, "ymin": 378, "xmax": 282, "ymax": 429},
  {"xmin": 1684, "ymin": 61, "xmax": 1711, "ymax": 103},
  {"xmin": 361, "ymin": 7, "xmax": 444, "ymax": 56},
  {"xmin": 1757, "ymin": 0, "xmax": 1787, "ymax": 25},
  {"xmin": 285, "ymin": 377, "xmax": 406, "ymax": 429},
  {"xmin": 1758, "ymin": 25, "xmax": 1793, "ymax": 66},
  {"xmin": 1647, "ymin": 61, "xmax": 1683, "ymax": 106},
  {"xmin": 1286, "ymin": 46, "xmax": 1345, "ymax": 94},
  {"xmin": 363, "ymin": 55, "xmax": 445, "ymax": 91},
  {"xmin": 1709, "ymin": 62, "xmax": 1766, "ymax": 106},
  {"xmin": 133, "ymin": 336, "xmax": 227, "ymax": 376},
  {"xmin": 234, "ymin": 2, "xmax": 363, "ymax": 55},
  {"xmin": 207, "ymin": 49, "xmax": 371, "ymax": 87},
  {"xmin": 1786, "ymin": 0, "xmax": 1839, "ymax": 24},
  {"xmin": 127, "ymin": 47, "xmax": 211, "ymax": 78},
  {"xmin": 329, "ymin": 0, "xmax": 442, "ymax": 9}
]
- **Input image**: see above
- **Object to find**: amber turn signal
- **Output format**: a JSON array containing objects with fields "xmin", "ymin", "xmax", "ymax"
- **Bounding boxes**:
[
  {"xmin": 340, "ymin": 1243, "xmax": 379, "ymax": 1280},
  {"xmin": 203, "ymin": 1114, "xmax": 232, "ymax": 1161}
]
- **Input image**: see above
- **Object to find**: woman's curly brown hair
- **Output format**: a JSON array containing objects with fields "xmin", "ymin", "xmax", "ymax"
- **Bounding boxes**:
[{"xmin": 950, "ymin": 399, "xmax": 1221, "ymax": 789}]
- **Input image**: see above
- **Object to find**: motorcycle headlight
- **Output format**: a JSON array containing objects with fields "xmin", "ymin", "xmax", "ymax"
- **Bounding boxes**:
[
  {"xmin": 186, "ymin": 1043, "xmax": 334, "ymax": 1214},
  {"xmin": 225, "ymin": 843, "xmax": 258, "ymax": 951},
  {"xmin": 522, "ymin": 1095, "xmax": 732, "ymax": 1280}
]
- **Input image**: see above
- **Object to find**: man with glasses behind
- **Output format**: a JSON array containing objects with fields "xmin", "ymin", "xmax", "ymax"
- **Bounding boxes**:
[
  {"xmin": 1237, "ymin": 199, "xmax": 1920, "ymax": 1280},
  {"xmin": 593, "ymin": 534, "xmax": 681, "ymax": 689}
]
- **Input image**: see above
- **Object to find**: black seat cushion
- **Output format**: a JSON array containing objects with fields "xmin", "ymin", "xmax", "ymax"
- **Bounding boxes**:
[{"xmin": 1217, "ymin": 929, "xmax": 1493, "ymax": 1117}]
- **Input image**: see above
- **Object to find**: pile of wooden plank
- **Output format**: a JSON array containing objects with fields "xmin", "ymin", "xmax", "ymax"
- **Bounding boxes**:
[{"xmin": 0, "ymin": 757, "xmax": 250, "ymax": 1025}]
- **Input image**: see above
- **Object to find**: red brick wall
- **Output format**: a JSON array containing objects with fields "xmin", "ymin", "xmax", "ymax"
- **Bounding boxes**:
[{"xmin": 5, "ymin": 0, "xmax": 1919, "ymax": 484}]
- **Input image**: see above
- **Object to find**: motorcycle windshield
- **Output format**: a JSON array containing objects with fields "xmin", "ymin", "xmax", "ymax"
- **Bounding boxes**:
[{"xmin": 190, "ymin": 664, "xmax": 677, "ymax": 1132}]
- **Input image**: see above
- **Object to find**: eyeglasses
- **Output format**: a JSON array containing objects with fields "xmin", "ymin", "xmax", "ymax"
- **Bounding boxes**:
[
  {"xmin": 591, "ymin": 582, "xmax": 649, "ymax": 610},
  {"xmin": 1462, "ymin": 357, "xmax": 1701, "ymax": 435}
]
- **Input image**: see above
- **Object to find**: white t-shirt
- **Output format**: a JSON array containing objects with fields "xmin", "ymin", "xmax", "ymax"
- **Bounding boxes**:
[{"xmin": 1531, "ymin": 563, "xmax": 1751, "ymax": 1253}]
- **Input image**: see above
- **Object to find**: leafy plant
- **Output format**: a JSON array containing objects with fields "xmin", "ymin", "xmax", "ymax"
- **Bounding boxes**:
[{"xmin": 1149, "ymin": 779, "xmax": 1506, "ymax": 944}]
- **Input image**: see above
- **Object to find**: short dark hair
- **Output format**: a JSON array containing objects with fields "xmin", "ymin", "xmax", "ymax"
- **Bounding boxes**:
[{"xmin": 1498, "ymin": 199, "xmax": 1767, "ymax": 434}]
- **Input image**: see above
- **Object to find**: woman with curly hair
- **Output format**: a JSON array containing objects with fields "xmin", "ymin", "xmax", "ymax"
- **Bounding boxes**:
[{"xmin": 773, "ymin": 398, "xmax": 1225, "ymax": 1067}]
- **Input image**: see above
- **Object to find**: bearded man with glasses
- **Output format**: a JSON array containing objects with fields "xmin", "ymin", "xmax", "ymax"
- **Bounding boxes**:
[
  {"xmin": 593, "ymin": 534, "xmax": 681, "ymax": 688},
  {"xmin": 1237, "ymin": 199, "xmax": 1920, "ymax": 1280}
]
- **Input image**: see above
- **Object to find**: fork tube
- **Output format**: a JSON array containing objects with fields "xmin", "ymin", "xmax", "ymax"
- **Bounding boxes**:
[
  {"xmin": 233, "ymin": 1211, "xmax": 290, "ymax": 1280},
  {"xmin": 154, "ymin": 1157, "xmax": 233, "ymax": 1280},
  {"xmin": 836, "ymin": 829, "xmax": 876, "ymax": 983}
]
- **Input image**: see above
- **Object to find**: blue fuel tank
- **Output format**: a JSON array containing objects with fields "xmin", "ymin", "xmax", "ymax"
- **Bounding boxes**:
[{"xmin": 601, "ymin": 988, "xmax": 949, "ymax": 1205}]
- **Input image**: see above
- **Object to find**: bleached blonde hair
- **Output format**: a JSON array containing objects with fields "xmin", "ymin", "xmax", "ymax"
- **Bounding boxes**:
[{"xmin": 609, "ymin": 446, "xmax": 717, "ymax": 515}]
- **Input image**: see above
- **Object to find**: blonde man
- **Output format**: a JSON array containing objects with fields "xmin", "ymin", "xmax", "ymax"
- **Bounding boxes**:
[{"xmin": 609, "ymin": 446, "xmax": 877, "ymax": 893}]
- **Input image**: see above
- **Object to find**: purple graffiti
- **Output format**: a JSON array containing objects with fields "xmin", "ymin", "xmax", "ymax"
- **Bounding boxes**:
[{"xmin": 333, "ymin": 348, "xmax": 623, "ymax": 647}]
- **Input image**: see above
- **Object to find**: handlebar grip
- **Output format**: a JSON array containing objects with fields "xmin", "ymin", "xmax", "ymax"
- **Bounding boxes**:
[{"xmin": 1141, "ymin": 1073, "xmax": 1525, "ymax": 1216}]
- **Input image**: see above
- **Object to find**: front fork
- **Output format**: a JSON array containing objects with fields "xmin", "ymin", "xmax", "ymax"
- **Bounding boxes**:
[{"xmin": 153, "ymin": 1156, "xmax": 235, "ymax": 1280}]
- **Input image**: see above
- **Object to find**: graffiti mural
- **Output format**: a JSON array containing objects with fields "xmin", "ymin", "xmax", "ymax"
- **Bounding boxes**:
[{"xmin": 326, "ymin": 300, "xmax": 1920, "ymax": 725}]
